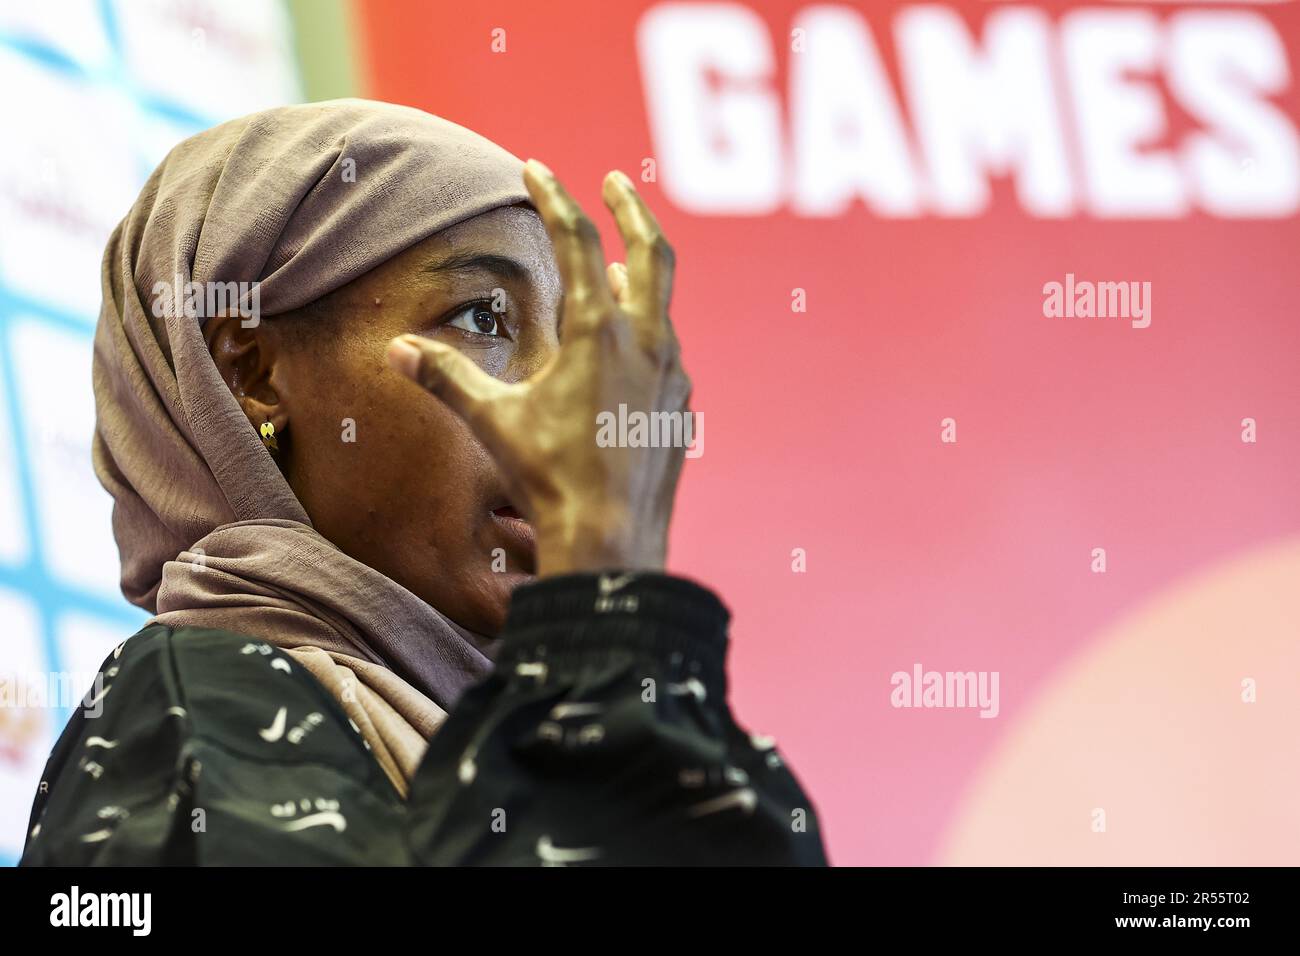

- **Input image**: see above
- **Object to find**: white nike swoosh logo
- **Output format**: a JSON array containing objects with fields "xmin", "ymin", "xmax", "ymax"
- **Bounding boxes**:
[
  {"xmin": 598, "ymin": 573, "xmax": 635, "ymax": 595},
  {"xmin": 687, "ymin": 788, "xmax": 758, "ymax": 818},
  {"xmin": 259, "ymin": 707, "xmax": 288, "ymax": 742},
  {"xmin": 549, "ymin": 702, "xmax": 603, "ymax": 719},
  {"xmin": 536, "ymin": 835, "xmax": 601, "ymax": 865},
  {"xmin": 282, "ymin": 812, "xmax": 347, "ymax": 833},
  {"xmin": 271, "ymin": 658, "xmax": 291, "ymax": 674},
  {"xmin": 83, "ymin": 685, "xmax": 110, "ymax": 707},
  {"xmin": 85, "ymin": 737, "xmax": 118, "ymax": 749},
  {"xmin": 667, "ymin": 677, "xmax": 707, "ymax": 703}
]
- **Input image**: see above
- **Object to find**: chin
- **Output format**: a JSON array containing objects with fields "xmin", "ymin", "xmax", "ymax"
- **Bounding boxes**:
[
  {"xmin": 453, "ymin": 569, "xmax": 535, "ymax": 638},
  {"xmin": 487, "ymin": 569, "xmax": 535, "ymax": 630}
]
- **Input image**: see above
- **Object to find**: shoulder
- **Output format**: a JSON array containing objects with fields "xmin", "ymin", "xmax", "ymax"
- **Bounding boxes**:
[
  {"xmin": 22, "ymin": 623, "xmax": 404, "ymax": 864},
  {"xmin": 94, "ymin": 622, "xmax": 376, "ymax": 765},
  {"xmin": 109, "ymin": 621, "xmax": 324, "ymax": 712},
  {"xmin": 110, "ymin": 619, "xmax": 293, "ymax": 677}
]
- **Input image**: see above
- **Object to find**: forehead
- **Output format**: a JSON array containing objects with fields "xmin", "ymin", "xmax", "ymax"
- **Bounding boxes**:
[
  {"xmin": 315, "ymin": 204, "xmax": 560, "ymax": 312},
  {"xmin": 403, "ymin": 204, "xmax": 554, "ymax": 282}
]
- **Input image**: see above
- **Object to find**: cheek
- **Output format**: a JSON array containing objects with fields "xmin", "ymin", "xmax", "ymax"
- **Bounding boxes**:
[
  {"xmin": 281, "ymin": 332, "xmax": 519, "ymax": 632},
  {"xmin": 335, "ymin": 375, "xmax": 497, "ymax": 542}
]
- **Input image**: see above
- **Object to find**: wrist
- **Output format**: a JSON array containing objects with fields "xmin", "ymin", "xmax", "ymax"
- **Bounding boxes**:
[{"xmin": 533, "ymin": 507, "xmax": 666, "ymax": 576}]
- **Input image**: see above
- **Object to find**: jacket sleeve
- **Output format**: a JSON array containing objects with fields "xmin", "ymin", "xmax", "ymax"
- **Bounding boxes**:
[
  {"xmin": 405, "ymin": 572, "xmax": 828, "ymax": 865},
  {"xmin": 19, "ymin": 626, "xmax": 407, "ymax": 866}
]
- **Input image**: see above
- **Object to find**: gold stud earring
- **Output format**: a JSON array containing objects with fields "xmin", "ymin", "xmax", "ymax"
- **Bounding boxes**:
[{"xmin": 259, "ymin": 421, "xmax": 279, "ymax": 453}]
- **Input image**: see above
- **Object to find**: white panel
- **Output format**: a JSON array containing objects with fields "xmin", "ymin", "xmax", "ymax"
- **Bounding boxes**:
[
  {"xmin": 0, "ymin": 356, "xmax": 27, "ymax": 564},
  {"xmin": 0, "ymin": 588, "xmax": 50, "ymax": 862},
  {"xmin": 0, "ymin": 49, "xmax": 139, "ymax": 317},
  {"xmin": 9, "ymin": 319, "xmax": 122, "ymax": 599},
  {"xmin": 114, "ymin": 0, "xmax": 300, "ymax": 120},
  {"xmin": 56, "ymin": 611, "xmax": 129, "ymax": 703},
  {"xmin": 0, "ymin": 0, "xmax": 113, "ymax": 70}
]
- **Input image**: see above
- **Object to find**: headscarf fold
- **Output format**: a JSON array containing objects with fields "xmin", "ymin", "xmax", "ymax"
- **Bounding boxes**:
[{"xmin": 92, "ymin": 99, "xmax": 531, "ymax": 796}]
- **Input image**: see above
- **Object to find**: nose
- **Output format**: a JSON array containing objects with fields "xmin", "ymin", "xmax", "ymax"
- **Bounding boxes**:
[{"xmin": 509, "ymin": 322, "xmax": 560, "ymax": 384}]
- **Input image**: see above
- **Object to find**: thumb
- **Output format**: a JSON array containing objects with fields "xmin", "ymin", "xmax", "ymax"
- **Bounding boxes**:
[{"xmin": 387, "ymin": 334, "xmax": 510, "ymax": 429}]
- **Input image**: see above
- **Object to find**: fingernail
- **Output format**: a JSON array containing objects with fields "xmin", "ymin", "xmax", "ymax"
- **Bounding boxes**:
[
  {"xmin": 387, "ymin": 336, "xmax": 421, "ymax": 379},
  {"xmin": 525, "ymin": 158, "xmax": 554, "ymax": 180},
  {"xmin": 613, "ymin": 170, "xmax": 635, "ymax": 190}
]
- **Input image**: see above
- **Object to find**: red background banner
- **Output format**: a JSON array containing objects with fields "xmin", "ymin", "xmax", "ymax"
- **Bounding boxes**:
[{"xmin": 352, "ymin": 0, "xmax": 1300, "ymax": 864}]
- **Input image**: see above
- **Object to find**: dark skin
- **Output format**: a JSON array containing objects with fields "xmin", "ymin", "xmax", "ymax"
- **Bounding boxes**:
[{"xmin": 207, "ymin": 164, "xmax": 690, "ymax": 637}]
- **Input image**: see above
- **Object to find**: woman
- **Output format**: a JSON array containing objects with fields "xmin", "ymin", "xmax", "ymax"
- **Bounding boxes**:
[{"xmin": 19, "ymin": 99, "xmax": 826, "ymax": 866}]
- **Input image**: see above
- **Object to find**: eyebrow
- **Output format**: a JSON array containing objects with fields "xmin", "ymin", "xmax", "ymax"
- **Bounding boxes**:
[
  {"xmin": 423, "ymin": 250, "xmax": 565, "ymax": 338},
  {"xmin": 423, "ymin": 252, "xmax": 530, "ymax": 285}
]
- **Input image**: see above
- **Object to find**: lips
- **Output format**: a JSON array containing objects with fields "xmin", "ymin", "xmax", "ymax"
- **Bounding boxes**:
[{"xmin": 489, "ymin": 502, "xmax": 536, "ymax": 569}]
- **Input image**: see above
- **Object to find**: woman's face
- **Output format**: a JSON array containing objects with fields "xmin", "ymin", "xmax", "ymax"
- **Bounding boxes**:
[{"xmin": 210, "ymin": 205, "xmax": 562, "ymax": 635}]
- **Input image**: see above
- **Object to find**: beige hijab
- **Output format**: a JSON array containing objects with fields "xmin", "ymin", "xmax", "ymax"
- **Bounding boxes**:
[{"xmin": 91, "ymin": 99, "xmax": 530, "ymax": 797}]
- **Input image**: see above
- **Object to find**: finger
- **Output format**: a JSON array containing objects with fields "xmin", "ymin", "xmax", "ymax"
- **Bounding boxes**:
[
  {"xmin": 387, "ymin": 334, "xmax": 512, "ymax": 437},
  {"xmin": 601, "ymin": 170, "xmax": 675, "ymax": 324},
  {"xmin": 606, "ymin": 261, "xmax": 629, "ymax": 306},
  {"xmin": 524, "ymin": 160, "xmax": 614, "ymax": 336}
]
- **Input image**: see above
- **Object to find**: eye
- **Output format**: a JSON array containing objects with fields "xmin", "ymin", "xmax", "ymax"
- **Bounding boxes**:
[{"xmin": 444, "ymin": 302, "xmax": 505, "ymax": 337}]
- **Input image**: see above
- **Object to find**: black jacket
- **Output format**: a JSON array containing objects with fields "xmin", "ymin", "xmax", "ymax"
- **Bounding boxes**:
[{"xmin": 20, "ymin": 572, "xmax": 827, "ymax": 865}]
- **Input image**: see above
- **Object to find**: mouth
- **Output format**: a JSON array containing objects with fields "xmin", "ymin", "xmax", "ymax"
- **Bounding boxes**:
[{"xmin": 490, "ymin": 502, "xmax": 536, "ymax": 566}]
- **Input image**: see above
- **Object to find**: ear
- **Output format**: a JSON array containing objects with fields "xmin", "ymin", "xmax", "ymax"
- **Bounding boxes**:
[{"xmin": 203, "ymin": 314, "xmax": 289, "ymax": 440}]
